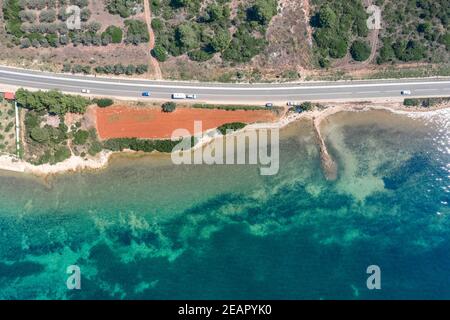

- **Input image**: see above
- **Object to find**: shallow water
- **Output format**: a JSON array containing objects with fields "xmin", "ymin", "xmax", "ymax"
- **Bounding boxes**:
[{"xmin": 0, "ymin": 110, "xmax": 448, "ymax": 299}]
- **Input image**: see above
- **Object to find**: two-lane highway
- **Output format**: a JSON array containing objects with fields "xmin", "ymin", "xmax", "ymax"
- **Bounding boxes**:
[{"xmin": 1, "ymin": 66, "xmax": 450, "ymax": 103}]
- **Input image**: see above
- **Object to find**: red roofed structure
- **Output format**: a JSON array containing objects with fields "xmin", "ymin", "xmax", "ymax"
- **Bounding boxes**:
[{"xmin": 3, "ymin": 92, "xmax": 15, "ymax": 100}]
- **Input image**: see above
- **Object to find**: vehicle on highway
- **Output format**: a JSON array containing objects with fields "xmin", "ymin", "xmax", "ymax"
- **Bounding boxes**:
[
  {"xmin": 141, "ymin": 91, "xmax": 151, "ymax": 97},
  {"xmin": 401, "ymin": 90, "xmax": 411, "ymax": 95},
  {"xmin": 287, "ymin": 101, "xmax": 299, "ymax": 106},
  {"xmin": 186, "ymin": 94, "xmax": 197, "ymax": 99},
  {"xmin": 81, "ymin": 89, "xmax": 90, "ymax": 93},
  {"xmin": 172, "ymin": 93, "xmax": 186, "ymax": 99},
  {"xmin": 265, "ymin": 103, "xmax": 273, "ymax": 108}
]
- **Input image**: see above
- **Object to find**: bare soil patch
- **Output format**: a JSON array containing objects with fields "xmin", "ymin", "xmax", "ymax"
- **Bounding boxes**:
[
  {"xmin": 96, "ymin": 106, "xmax": 278, "ymax": 139},
  {"xmin": 89, "ymin": 0, "xmax": 125, "ymax": 32},
  {"xmin": 0, "ymin": 42, "xmax": 150, "ymax": 73}
]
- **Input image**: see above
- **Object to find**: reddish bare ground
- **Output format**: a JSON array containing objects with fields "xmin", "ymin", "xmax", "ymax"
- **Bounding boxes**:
[{"xmin": 96, "ymin": 106, "xmax": 277, "ymax": 139}]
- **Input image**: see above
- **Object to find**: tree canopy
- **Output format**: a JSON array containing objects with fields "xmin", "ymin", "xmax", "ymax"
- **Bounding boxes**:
[
  {"xmin": 350, "ymin": 40, "xmax": 371, "ymax": 61},
  {"xmin": 16, "ymin": 89, "xmax": 90, "ymax": 115},
  {"xmin": 248, "ymin": 0, "xmax": 278, "ymax": 25},
  {"xmin": 176, "ymin": 23, "xmax": 199, "ymax": 52},
  {"xmin": 312, "ymin": 0, "xmax": 370, "ymax": 66},
  {"xmin": 161, "ymin": 101, "xmax": 176, "ymax": 112}
]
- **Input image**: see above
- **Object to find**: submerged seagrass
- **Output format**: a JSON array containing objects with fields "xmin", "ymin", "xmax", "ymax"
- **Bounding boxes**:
[{"xmin": 0, "ymin": 109, "xmax": 448, "ymax": 299}]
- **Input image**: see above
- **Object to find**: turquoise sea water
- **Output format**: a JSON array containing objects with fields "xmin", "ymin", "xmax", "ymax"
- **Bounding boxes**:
[{"xmin": 0, "ymin": 109, "xmax": 448, "ymax": 299}]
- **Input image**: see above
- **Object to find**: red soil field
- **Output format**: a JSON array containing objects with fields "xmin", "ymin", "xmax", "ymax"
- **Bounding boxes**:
[{"xmin": 96, "ymin": 106, "xmax": 277, "ymax": 139}]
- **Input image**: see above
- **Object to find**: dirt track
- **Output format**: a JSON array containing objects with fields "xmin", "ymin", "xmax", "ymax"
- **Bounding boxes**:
[{"xmin": 144, "ymin": 0, "xmax": 163, "ymax": 79}]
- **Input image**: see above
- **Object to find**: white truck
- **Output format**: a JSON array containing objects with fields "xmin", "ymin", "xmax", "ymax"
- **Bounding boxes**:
[{"xmin": 172, "ymin": 93, "xmax": 186, "ymax": 99}]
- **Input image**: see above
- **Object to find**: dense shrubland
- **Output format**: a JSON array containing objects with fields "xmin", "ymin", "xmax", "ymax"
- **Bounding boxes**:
[
  {"xmin": 311, "ymin": 0, "xmax": 449, "ymax": 67},
  {"xmin": 150, "ymin": 0, "xmax": 278, "ymax": 63},
  {"xmin": 18, "ymin": 88, "xmax": 103, "ymax": 164},
  {"xmin": 376, "ymin": 0, "xmax": 449, "ymax": 64},
  {"xmin": 311, "ymin": 0, "xmax": 370, "ymax": 66}
]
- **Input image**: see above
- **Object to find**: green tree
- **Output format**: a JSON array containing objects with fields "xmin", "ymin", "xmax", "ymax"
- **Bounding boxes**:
[
  {"xmin": 318, "ymin": 5, "xmax": 337, "ymax": 28},
  {"xmin": 403, "ymin": 98, "xmax": 419, "ymax": 107},
  {"xmin": 3, "ymin": 0, "xmax": 24, "ymax": 38},
  {"xmin": 170, "ymin": 0, "xmax": 187, "ymax": 8},
  {"xmin": 222, "ymin": 27, "xmax": 265, "ymax": 63},
  {"xmin": 217, "ymin": 122, "xmax": 246, "ymax": 135},
  {"xmin": 393, "ymin": 40, "xmax": 426, "ymax": 62},
  {"xmin": 161, "ymin": 101, "xmax": 176, "ymax": 112},
  {"xmin": 30, "ymin": 127, "xmax": 49, "ymax": 143},
  {"xmin": 16, "ymin": 89, "xmax": 89, "ymax": 115},
  {"xmin": 206, "ymin": 3, "xmax": 223, "ymax": 22},
  {"xmin": 417, "ymin": 22, "xmax": 432, "ymax": 34},
  {"xmin": 107, "ymin": 0, "xmax": 140, "ymax": 18},
  {"xmin": 354, "ymin": 17, "xmax": 369, "ymax": 37},
  {"xmin": 94, "ymin": 98, "xmax": 114, "ymax": 107},
  {"xmin": 210, "ymin": 28, "xmax": 231, "ymax": 52},
  {"xmin": 300, "ymin": 101, "xmax": 313, "ymax": 111},
  {"xmin": 176, "ymin": 23, "xmax": 199, "ymax": 51},
  {"xmin": 328, "ymin": 37, "xmax": 348, "ymax": 59},
  {"xmin": 80, "ymin": 7, "xmax": 91, "ymax": 21},
  {"xmin": 440, "ymin": 32, "xmax": 450, "ymax": 50},
  {"xmin": 135, "ymin": 64, "xmax": 148, "ymax": 74},
  {"xmin": 188, "ymin": 49, "xmax": 213, "ymax": 61},
  {"xmin": 73, "ymin": 129, "xmax": 89, "ymax": 145},
  {"xmin": 350, "ymin": 40, "xmax": 371, "ymax": 61},
  {"xmin": 53, "ymin": 145, "xmax": 71, "ymax": 163},
  {"xmin": 125, "ymin": 19, "xmax": 149, "ymax": 43},
  {"xmin": 88, "ymin": 140, "xmax": 103, "ymax": 156},
  {"xmin": 152, "ymin": 45, "xmax": 168, "ymax": 62},
  {"xmin": 318, "ymin": 56, "xmax": 330, "ymax": 68},
  {"xmin": 151, "ymin": 18, "xmax": 163, "ymax": 31},
  {"xmin": 248, "ymin": 0, "xmax": 277, "ymax": 25},
  {"xmin": 103, "ymin": 25, "xmax": 123, "ymax": 43},
  {"xmin": 377, "ymin": 39, "xmax": 395, "ymax": 64}
]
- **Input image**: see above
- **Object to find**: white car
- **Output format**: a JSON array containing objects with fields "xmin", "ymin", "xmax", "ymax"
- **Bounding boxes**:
[
  {"xmin": 186, "ymin": 94, "xmax": 197, "ymax": 99},
  {"xmin": 401, "ymin": 90, "xmax": 411, "ymax": 95},
  {"xmin": 172, "ymin": 93, "xmax": 186, "ymax": 99},
  {"xmin": 81, "ymin": 89, "xmax": 90, "ymax": 94},
  {"xmin": 287, "ymin": 101, "xmax": 299, "ymax": 106}
]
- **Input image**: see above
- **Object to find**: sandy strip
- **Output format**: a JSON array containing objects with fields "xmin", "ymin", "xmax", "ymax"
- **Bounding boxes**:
[{"xmin": 0, "ymin": 151, "xmax": 111, "ymax": 176}]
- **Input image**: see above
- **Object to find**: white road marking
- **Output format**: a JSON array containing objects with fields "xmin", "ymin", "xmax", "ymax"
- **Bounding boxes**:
[{"xmin": 1, "ymin": 68, "xmax": 450, "ymax": 91}]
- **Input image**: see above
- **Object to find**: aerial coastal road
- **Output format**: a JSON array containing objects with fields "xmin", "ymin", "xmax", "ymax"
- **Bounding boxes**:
[{"xmin": 1, "ymin": 65, "xmax": 450, "ymax": 103}]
